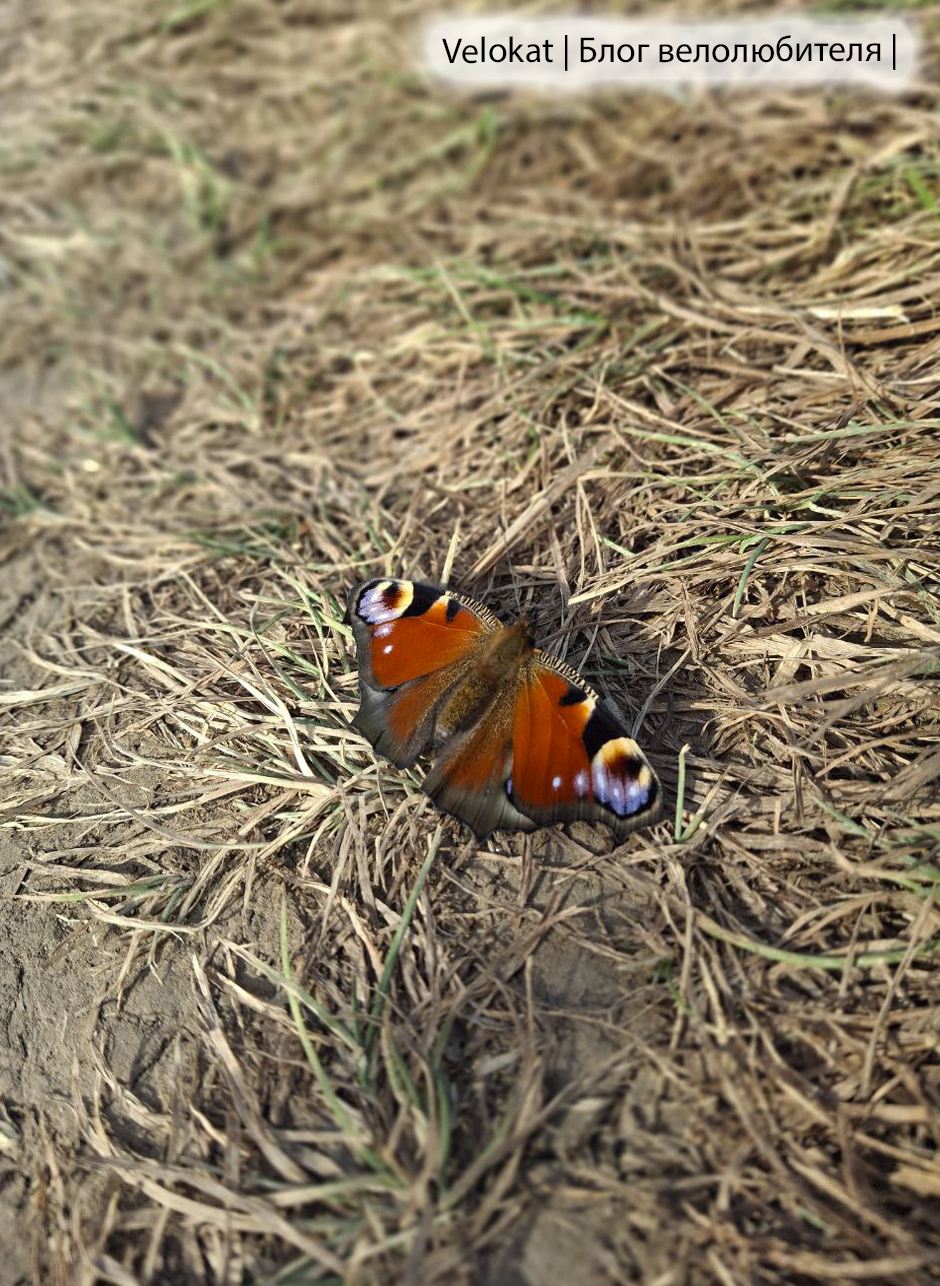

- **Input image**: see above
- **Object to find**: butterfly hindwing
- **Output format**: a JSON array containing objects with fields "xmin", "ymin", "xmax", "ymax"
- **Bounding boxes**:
[
  {"xmin": 422, "ymin": 687, "xmax": 537, "ymax": 839},
  {"xmin": 347, "ymin": 579, "xmax": 497, "ymax": 766},
  {"xmin": 507, "ymin": 652, "xmax": 662, "ymax": 839}
]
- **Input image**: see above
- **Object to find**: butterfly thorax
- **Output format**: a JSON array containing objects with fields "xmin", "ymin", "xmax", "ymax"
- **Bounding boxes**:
[{"xmin": 477, "ymin": 619, "xmax": 533, "ymax": 680}]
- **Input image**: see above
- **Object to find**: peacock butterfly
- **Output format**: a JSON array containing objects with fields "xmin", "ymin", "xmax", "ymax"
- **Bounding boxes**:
[{"xmin": 346, "ymin": 578, "xmax": 662, "ymax": 841}]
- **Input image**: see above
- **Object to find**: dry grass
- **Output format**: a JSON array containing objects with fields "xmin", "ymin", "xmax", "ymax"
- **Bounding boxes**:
[{"xmin": 2, "ymin": 1, "xmax": 940, "ymax": 1284}]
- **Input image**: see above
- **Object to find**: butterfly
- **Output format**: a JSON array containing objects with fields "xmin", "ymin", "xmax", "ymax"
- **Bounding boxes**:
[{"xmin": 346, "ymin": 578, "xmax": 662, "ymax": 842}]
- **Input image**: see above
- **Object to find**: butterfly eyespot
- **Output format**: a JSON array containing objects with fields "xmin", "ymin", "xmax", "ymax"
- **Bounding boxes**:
[
  {"xmin": 573, "ymin": 769, "xmax": 590, "ymax": 797},
  {"xmin": 382, "ymin": 644, "xmax": 393, "ymax": 654},
  {"xmin": 590, "ymin": 738, "xmax": 651, "ymax": 817},
  {"xmin": 551, "ymin": 774, "xmax": 563, "ymax": 791},
  {"xmin": 358, "ymin": 580, "xmax": 415, "ymax": 625}
]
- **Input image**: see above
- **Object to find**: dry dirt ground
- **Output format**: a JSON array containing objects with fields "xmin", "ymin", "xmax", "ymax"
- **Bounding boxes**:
[{"xmin": 2, "ymin": 3, "xmax": 940, "ymax": 1285}]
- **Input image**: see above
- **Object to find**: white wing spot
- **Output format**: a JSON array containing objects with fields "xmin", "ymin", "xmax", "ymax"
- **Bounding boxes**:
[
  {"xmin": 383, "ymin": 644, "xmax": 393, "ymax": 654},
  {"xmin": 551, "ymin": 775, "xmax": 563, "ymax": 791}
]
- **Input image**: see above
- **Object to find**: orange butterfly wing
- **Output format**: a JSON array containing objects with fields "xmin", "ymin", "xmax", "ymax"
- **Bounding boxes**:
[
  {"xmin": 507, "ymin": 653, "xmax": 662, "ymax": 840},
  {"xmin": 348, "ymin": 579, "xmax": 662, "ymax": 842},
  {"xmin": 347, "ymin": 579, "xmax": 497, "ymax": 766},
  {"xmin": 421, "ymin": 684, "xmax": 538, "ymax": 839}
]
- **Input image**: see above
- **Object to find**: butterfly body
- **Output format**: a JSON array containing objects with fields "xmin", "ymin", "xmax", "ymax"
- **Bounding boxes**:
[
  {"xmin": 347, "ymin": 578, "xmax": 662, "ymax": 842},
  {"xmin": 438, "ymin": 620, "xmax": 530, "ymax": 728}
]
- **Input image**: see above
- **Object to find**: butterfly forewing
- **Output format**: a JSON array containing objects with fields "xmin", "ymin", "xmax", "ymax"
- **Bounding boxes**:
[
  {"xmin": 347, "ymin": 579, "xmax": 495, "ymax": 766},
  {"xmin": 350, "ymin": 580, "xmax": 494, "ymax": 689},
  {"xmin": 507, "ymin": 654, "xmax": 662, "ymax": 839}
]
